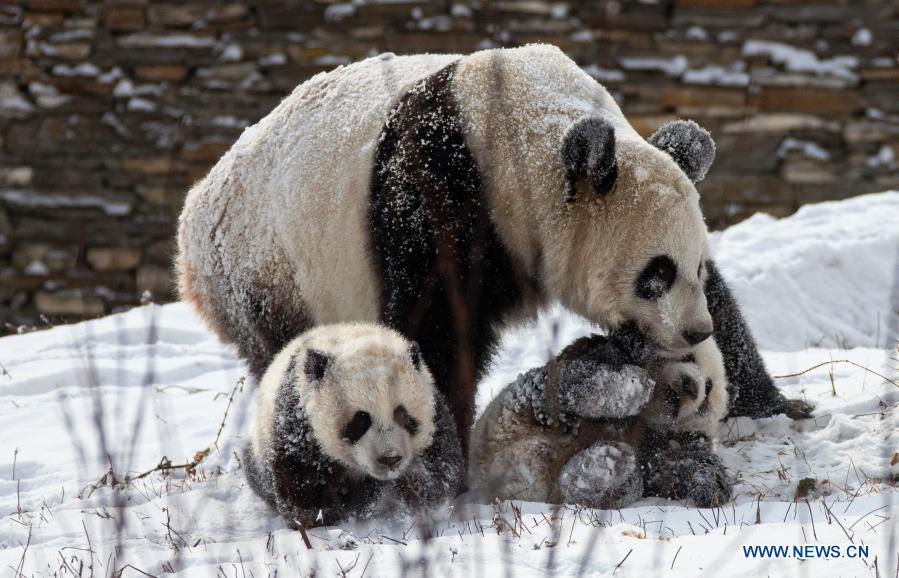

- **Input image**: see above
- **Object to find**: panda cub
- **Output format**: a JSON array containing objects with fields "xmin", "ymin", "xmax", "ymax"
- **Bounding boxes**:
[
  {"xmin": 244, "ymin": 323, "xmax": 463, "ymax": 527},
  {"xmin": 472, "ymin": 324, "xmax": 731, "ymax": 509}
]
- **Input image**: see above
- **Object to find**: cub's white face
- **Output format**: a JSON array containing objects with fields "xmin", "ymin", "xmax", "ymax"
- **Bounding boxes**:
[
  {"xmin": 550, "ymin": 139, "xmax": 714, "ymax": 355},
  {"xmin": 303, "ymin": 340, "xmax": 437, "ymax": 481}
]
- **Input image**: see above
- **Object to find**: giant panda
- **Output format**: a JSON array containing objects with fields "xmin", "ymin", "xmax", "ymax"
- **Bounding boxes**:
[
  {"xmin": 472, "ymin": 323, "xmax": 732, "ymax": 509},
  {"xmin": 178, "ymin": 44, "xmax": 810, "ymax": 460},
  {"xmin": 244, "ymin": 323, "xmax": 462, "ymax": 527}
]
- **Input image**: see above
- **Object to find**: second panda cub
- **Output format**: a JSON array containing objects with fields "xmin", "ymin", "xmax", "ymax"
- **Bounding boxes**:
[
  {"xmin": 244, "ymin": 324, "xmax": 463, "ymax": 527},
  {"xmin": 472, "ymin": 324, "xmax": 730, "ymax": 509}
]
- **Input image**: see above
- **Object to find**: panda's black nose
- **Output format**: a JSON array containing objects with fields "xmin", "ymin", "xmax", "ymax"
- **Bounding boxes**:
[
  {"xmin": 378, "ymin": 455, "xmax": 402, "ymax": 468},
  {"xmin": 682, "ymin": 329, "xmax": 712, "ymax": 346}
]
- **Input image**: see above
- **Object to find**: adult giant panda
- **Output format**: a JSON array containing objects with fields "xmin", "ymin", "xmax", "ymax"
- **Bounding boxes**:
[{"xmin": 178, "ymin": 44, "xmax": 809, "ymax": 459}]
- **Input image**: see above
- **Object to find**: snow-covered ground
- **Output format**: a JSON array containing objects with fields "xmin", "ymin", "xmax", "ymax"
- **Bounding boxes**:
[{"xmin": 2, "ymin": 192, "xmax": 897, "ymax": 577}]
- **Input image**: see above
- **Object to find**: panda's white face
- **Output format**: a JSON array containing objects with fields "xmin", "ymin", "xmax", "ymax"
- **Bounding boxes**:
[
  {"xmin": 614, "ymin": 189, "xmax": 714, "ymax": 355},
  {"xmin": 303, "ymin": 341, "xmax": 437, "ymax": 481},
  {"xmin": 624, "ymin": 246, "xmax": 713, "ymax": 355},
  {"xmin": 548, "ymin": 137, "xmax": 714, "ymax": 355}
]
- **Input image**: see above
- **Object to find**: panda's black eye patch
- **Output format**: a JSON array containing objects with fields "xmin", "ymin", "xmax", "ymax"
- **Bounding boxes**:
[
  {"xmin": 393, "ymin": 405, "xmax": 420, "ymax": 435},
  {"xmin": 342, "ymin": 411, "xmax": 371, "ymax": 443},
  {"xmin": 636, "ymin": 255, "xmax": 677, "ymax": 301}
]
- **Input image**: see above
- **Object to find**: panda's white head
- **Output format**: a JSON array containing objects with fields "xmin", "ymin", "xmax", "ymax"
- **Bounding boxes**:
[
  {"xmin": 300, "ymin": 328, "xmax": 437, "ymax": 481},
  {"xmin": 548, "ymin": 118, "xmax": 716, "ymax": 355}
]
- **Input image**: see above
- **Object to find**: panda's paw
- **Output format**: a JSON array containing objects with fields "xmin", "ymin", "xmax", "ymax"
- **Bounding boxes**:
[
  {"xmin": 558, "ymin": 442, "xmax": 643, "ymax": 509},
  {"xmin": 643, "ymin": 430, "xmax": 733, "ymax": 507},
  {"xmin": 745, "ymin": 392, "xmax": 814, "ymax": 420},
  {"xmin": 684, "ymin": 459, "xmax": 733, "ymax": 508},
  {"xmin": 783, "ymin": 398, "xmax": 814, "ymax": 420}
]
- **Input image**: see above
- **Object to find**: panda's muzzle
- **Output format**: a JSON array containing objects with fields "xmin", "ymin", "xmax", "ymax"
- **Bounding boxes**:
[
  {"xmin": 377, "ymin": 454, "xmax": 402, "ymax": 469},
  {"xmin": 682, "ymin": 328, "xmax": 712, "ymax": 346}
]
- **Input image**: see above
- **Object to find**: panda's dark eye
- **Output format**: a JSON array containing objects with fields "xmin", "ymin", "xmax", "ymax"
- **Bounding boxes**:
[
  {"xmin": 342, "ymin": 411, "xmax": 371, "ymax": 443},
  {"xmin": 635, "ymin": 255, "xmax": 677, "ymax": 301},
  {"xmin": 393, "ymin": 405, "xmax": 420, "ymax": 435}
]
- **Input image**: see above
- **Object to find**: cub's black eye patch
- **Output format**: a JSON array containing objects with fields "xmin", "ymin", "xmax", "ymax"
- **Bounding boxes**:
[
  {"xmin": 342, "ymin": 411, "xmax": 371, "ymax": 443},
  {"xmin": 636, "ymin": 255, "xmax": 677, "ymax": 301},
  {"xmin": 394, "ymin": 405, "xmax": 420, "ymax": 435}
]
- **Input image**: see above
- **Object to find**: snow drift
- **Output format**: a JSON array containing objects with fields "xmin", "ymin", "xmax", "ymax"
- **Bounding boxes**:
[
  {"xmin": 0, "ymin": 192, "xmax": 897, "ymax": 577},
  {"xmin": 712, "ymin": 191, "xmax": 899, "ymax": 351}
]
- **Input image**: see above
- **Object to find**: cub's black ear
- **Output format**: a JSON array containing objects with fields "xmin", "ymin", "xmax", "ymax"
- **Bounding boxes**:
[
  {"xmin": 560, "ymin": 117, "xmax": 618, "ymax": 203},
  {"xmin": 409, "ymin": 343, "xmax": 422, "ymax": 371},
  {"xmin": 304, "ymin": 349, "xmax": 332, "ymax": 385},
  {"xmin": 648, "ymin": 120, "xmax": 716, "ymax": 183}
]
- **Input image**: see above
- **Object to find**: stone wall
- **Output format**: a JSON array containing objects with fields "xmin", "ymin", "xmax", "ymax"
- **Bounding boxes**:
[{"xmin": 1, "ymin": 0, "xmax": 897, "ymax": 331}]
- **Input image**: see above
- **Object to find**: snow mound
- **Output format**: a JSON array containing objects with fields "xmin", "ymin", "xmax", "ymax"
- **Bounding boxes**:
[
  {"xmin": 711, "ymin": 191, "xmax": 899, "ymax": 351},
  {"xmin": 1, "ymin": 193, "xmax": 897, "ymax": 577}
]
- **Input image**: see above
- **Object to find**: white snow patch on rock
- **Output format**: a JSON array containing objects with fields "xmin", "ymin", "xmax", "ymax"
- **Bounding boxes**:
[
  {"xmin": 851, "ymin": 28, "xmax": 872, "ymax": 47},
  {"xmin": 683, "ymin": 63, "xmax": 749, "ymax": 87},
  {"xmin": 742, "ymin": 40, "xmax": 859, "ymax": 82},
  {"xmin": 777, "ymin": 137, "xmax": 831, "ymax": 161},
  {"xmin": 619, "ymin": 55, "xmax": 688, "ymax": 77}
]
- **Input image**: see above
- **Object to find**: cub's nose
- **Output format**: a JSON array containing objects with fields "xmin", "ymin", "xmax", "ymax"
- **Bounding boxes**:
[
  {"xmin": 377, "ymin": 455, "xmax": 402, "ymax": 468},
  {"xmin": 682, "ymin": 329, "xmax": 712, "ymax": 346}
]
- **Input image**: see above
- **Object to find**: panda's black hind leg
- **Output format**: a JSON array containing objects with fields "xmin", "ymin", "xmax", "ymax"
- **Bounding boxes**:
[
  {"xmin": 704, "ymin": 260, "xmax": 813, "ymax": 419},
  {"xmin": 242, "ymin": 443, "xmax": 277, "ymax": 509},
  {"xmin": 239, "ymin": 285, "xmax": 312, "ymax": 379}
]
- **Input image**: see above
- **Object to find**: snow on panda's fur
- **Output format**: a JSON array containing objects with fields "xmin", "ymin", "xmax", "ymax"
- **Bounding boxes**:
[
  {"xmin": 472, "ymin": 325, "xmax": 731, "ymax": 509},
  {"xmin": 178, "ymin": 44, "xmax": 810, "ymax": 460},
  {"xmin": 243, "ymin": 323, "xmax": 462, "ymax": 527}
]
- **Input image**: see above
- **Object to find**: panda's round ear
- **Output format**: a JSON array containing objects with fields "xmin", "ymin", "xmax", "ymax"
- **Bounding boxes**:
[
  {"xmin": 304, "ymin": 348, "xmax": 333, "ymax": 385},
  {"xmin": 647, "ymin": 120, "xmax": 716, "ymax": 183},
  {"xmin": 560, "ymin": 117, "xmax": 618, "ymax": 203}
]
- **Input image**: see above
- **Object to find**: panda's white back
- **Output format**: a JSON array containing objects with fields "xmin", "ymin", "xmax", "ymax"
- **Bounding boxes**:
[{"xmin": 180, "ymin": 52, "xmax": 461, "ymax": 328}]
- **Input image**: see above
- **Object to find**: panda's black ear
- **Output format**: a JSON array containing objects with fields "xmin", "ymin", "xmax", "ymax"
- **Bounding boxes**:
[
  {"xmin": 409, "ymin": 343, "xmax": 422, "ymax": 371},
  {"xmin": 648, "ymin": 120, "xmax": 716, "ymax": 183},
  {"xmin": 304, "ymin": 349, "xmax": 332, "ymax": 385},
  {"xmin": 560, "ymin": 117, "xmax": 618, "ymax": 203}
]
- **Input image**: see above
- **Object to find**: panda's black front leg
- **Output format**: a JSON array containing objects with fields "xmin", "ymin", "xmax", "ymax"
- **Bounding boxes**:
[
  {"xmin": 394, "ymin": 394, "xmax": 464, "ymax": 508},
  {"xmin": 704, "ymin": 260, "xmax": 813, "ymax": 419},
  {"xmin": 268, "ymin": 440, "xmax": 385, "ymax": 528},
  {"xmin": 639, "ymin": 428, "xmax": 732, "ymax": 507},
  {"xmin": 262, "ymin": 388, "xmax": 387, "ymax": 527}
]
